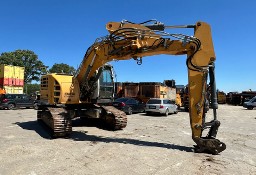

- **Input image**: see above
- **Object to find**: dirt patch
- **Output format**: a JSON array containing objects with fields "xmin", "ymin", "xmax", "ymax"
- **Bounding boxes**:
[{"xmin": 0, "ymin": 105, "xmax": 255, "ymax": 175}]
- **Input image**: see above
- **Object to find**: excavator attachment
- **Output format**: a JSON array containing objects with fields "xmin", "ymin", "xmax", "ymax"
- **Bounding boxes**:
[
  {"xmin": 194, "ymin": 137, "xmax": 226, "ymax": 155},
  {"xmin": 105, "ymin": 20, "xmax": 226, "ymax": 154},
  {"xmin": 78, "ymin": 20, "xmax": 226, "ymax": 154},
  {"xmin": 191, "ymin": 63, "xmax": 226, "ymax": 154}
]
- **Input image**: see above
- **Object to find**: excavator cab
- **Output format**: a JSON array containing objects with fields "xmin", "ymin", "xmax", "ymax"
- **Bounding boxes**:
[{"xmin": 91, "ymin": 64, "xmax": 115, "ymax": 104}]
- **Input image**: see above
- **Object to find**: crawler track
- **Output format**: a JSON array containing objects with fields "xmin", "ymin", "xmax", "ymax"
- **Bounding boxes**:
[
  {"xmin": 101, "ymin": 106, "xmax": 127, "ymax": 130},
  {"xmin": 37, "ymin": 106, "xmax": 127, "ymax": 137},
  {"xmin": 37, "ymin": 107, "xmax": 72, "ymax": 137}
]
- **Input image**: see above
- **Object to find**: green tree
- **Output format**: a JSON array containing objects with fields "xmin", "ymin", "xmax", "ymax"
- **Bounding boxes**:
[
  {"xmin": 49, "ymin": 63, "xmax": 76, "ymax": 74},
  {"xmin": 0, "ymin": 50, "xmax": 45, "ymax": 83},
  {"xmin": 25, "ymin": 83, "xmax": 40, "ymax": 95}
]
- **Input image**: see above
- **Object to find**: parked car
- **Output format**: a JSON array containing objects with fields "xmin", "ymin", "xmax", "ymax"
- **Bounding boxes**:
[
  {"xmin": 112, "ymin": 97, "xmax": 145, "ymax": 115},
  {"xmin": 145, "ymin": 98, "xmax": 178, "ymax": 116},
  {"xmin": 0, "ymin": 94, "xmax": 38, "ymax": 110},
  {"xmin": 243, "ymin": 96, "xmax": 256, "ymax": 110}
]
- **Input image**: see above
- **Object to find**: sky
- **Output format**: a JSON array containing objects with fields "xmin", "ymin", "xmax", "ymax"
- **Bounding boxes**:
[{"xmin": 0, "ymin": 0, "xmax": 255, "ymax": 93}]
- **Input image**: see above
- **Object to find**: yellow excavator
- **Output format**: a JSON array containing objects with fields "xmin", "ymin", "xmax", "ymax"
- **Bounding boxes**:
[{"xmin": 37, "ymin": 19, "xmax": 226, "ymax": 154}]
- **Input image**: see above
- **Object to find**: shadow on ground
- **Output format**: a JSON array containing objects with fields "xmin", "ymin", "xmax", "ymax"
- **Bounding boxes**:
[
  {"xmin": 71, "ymin": 131, "xmax": 194, "ymax": 153},
  {"xmin": 15, "ymin": 119, "xmax": 194, "ymax": 153},
  {"xmin": 15, "ymin": 121, "xmax": 51, "ymax": 139}
]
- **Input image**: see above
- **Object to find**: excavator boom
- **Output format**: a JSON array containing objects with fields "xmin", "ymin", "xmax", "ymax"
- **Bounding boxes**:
[{"xmin": 75, "ymin": 20, "xmax": 226, "ymax": 154}]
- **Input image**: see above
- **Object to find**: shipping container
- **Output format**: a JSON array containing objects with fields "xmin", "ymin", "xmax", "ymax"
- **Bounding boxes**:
[
  {"xmin": 139, "ymin": 82, "xmax": 161, "ymax": 98},
  {"xmin": 0, "ymin": 78, "xmax": 24, "ymax": 86},
  {"xmin": 0, "ymin": 78, "xmax": 14, "ymax": 86},
  {"xmin": 122, "ymin": 82, "xmax": 139, "ymax": 97},
  {"xmin": 14, "ymin": 78, "xmax": 24, "ymax": 86},
  {"xmin": 0, "ymin": 64, "xmax": 24, "ymax": 86},
  {"xmin": 0, "ymin": 64, "xmax": 14, "ymax": 78},
  {"xmin": 13, "ymin": 66, "xmax": 25, "ymax": 80},
  {"xmin": 139, "ymin": 82, "xmax": 176, "ymax": 103},
  {"xmin": 114, "ymin": 82, "xmax": 123, "ymax": 98},
  {"xmin": 2, "ymin": 86, "xmax": 24, "ymax": 94}
]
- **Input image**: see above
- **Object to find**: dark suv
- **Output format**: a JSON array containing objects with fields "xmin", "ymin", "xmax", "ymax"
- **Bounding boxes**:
[{"xmin": 0, "ymin": 94, "xmax": 38, "ymax": 110}]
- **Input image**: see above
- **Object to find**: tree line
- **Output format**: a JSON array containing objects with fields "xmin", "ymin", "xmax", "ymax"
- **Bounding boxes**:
[{"xmin": 0, "ymin": 49, "xmax": 76, "ymax": 94}]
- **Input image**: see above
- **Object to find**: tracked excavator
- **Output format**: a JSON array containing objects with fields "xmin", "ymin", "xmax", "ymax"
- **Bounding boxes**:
[
  {"xmin": 37, "ymin": 19, "xmax": 226, "ymax": 154},
  {"xmin": 37, "ymin": 63, "xmax": 127, "ymax": 136}
]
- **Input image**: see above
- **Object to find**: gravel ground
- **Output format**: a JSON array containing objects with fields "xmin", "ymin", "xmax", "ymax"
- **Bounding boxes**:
[{"xmin": 0, "ymin": 104, "xmax": 255, "ymax": 175}]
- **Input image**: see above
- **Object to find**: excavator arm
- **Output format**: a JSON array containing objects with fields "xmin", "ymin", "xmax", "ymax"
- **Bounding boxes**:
[{"xmin": 76, "ymin": 20, "xmax": 226, "ymax": 154}]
